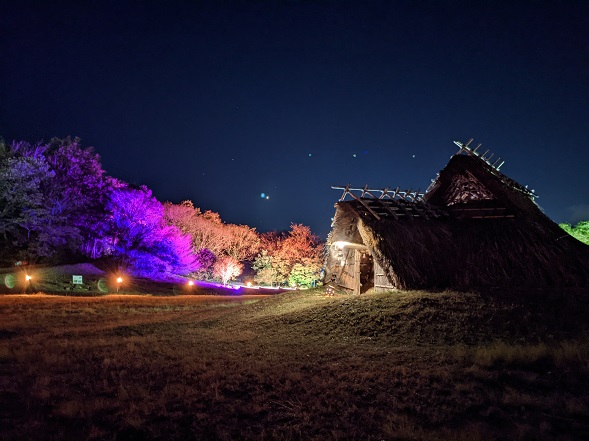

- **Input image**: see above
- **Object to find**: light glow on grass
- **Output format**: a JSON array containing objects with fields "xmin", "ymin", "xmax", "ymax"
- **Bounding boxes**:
[{"xmin": 194, "ymin": 280, "xmax": 242, "ymax": 291}]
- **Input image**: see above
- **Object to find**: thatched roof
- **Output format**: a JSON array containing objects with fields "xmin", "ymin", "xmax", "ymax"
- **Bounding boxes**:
[{"xmin": 328, "ymin": 152, "xmax": 589, "ymax": 291}]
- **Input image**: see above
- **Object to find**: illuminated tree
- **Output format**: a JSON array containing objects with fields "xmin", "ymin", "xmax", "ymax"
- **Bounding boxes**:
[
  {"xmin": 253, "ymin": 224, "xmax": 324, "ymax": 287},
  {"xmin": 0, "ymin": 138, "xmax": 114, "ymax": 261},
  {"xmin": 259, "ymin": 230, "xmax": 285, "ymax": 254},
  {"xmin": 164, "ymin": 201, "xmax": 261, "ymax": 261},
  {"xmin": 288, "ymin": 258, "xmax": 323, "ymax": 288},
  {"xmin": 252, "ymin": 250, "xmax": 288, "ymax": 286},
  {"xmin": 212, "ymin": 255, "xmax": 243, "ymax": 285},
  {"xmin": 192, "ymin": 248, "xmax": 217, "ymax": 280},
  {"xmin": 164, "ymin": 202, "xmax": 227, "ymax": 256},
  {"xmin": 218, "ymin": 223, "xmax": 260, "ymax": 261},
  {"xmin": 560, "ymin": 221, "xmax": 589, "ymax": 245},
  {"xmin": 277, "ymin": 224, "xmax": 323, "ymax": 262},
  {"xmin": 43, "ymin": 137, "xmax": 111, "ymax": 258},
  {"xmin": 106, "ymin": 185, "xmax": 198, "ymax": 277},
  {"xmin": 0, "ymin": 145, "xmax": 53, "ymax": 258},
  {"xmin": 163, "ymin": 201, "xmax": 201, "ymax": 236}
]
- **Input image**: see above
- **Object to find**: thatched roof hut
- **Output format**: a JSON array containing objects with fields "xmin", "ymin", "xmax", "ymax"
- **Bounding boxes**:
[{"xmin": 325, "ymin": 140, "xmax": 589, "ymax": 293}]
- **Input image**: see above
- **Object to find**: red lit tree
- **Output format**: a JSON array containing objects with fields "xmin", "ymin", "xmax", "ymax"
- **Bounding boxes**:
[
  {"xmin": 217, "ymin": 223, "xmax": 260, "ymax": 261},
  {"xmin": 164, "ymin": 201, "xmax": 261, "ymax": 263},
  {"xmin": 253, "ymin": 224, "xmax": 324, "ymax": 287}
]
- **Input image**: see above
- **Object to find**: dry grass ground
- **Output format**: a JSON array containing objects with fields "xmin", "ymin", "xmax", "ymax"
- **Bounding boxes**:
[{"xmin": 1, "ymin": 288, "xmax": 588, "ymax": 440}]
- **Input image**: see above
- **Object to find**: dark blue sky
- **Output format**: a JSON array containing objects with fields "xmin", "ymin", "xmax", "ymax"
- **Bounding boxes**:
[{"xmin": 1, "ymin": 0, "xmax": 588, "ymax": 237}]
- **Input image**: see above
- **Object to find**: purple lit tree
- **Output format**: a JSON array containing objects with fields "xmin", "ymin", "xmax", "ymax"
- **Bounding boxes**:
[
  {"xmin": 0, "ymin": 138, "xmax": 116, "ymax": 261},
  {"xmin": 105, "ymin": 184, "xmax": 199, "ymax": 277},
  {"xmin": 43, "ymin": 137, "xmax": 112, "ymax": 258},
  {"xmin": 192, "ymin": 248, "xmax": 217, "ymax": 280}
]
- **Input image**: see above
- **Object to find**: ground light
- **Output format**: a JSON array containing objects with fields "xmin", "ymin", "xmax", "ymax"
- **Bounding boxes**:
[
  {"xmin": 116, "ymin": 277, "xmax": 123, "ymax": 293},
  {"xmin": 24, "ymin": 274, "xmax": 33, "ymax": 293}
]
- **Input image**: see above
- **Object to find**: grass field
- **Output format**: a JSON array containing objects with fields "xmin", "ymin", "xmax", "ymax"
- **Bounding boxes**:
[{"xmin": 1, "ymin": 288, "xmax": 588, "ymax": 440}]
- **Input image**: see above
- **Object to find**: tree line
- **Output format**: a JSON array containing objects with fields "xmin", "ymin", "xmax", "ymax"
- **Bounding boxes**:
[{"xmin": 0, "ymin": 137, "xmax": 324, "ymax": 286}]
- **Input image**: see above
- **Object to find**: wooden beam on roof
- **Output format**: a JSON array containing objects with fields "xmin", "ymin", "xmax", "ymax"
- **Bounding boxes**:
[
  {"xmin": 420, "ymin": 201, "xmax": 445, "ymax": 218},
  {"xmin": 330, "ymin": 185, "xmax": 351, "ymax": 201},
  {"xmin": 373, "ymin": 198, "xmax": 399, "ymax": 219},
  {"xmin": 393, "ymin": 200, "xmax": 414, "ymax": 219},
  {"xmin": 347, "ymin": 192, "xmax": 382, "ymax": 221},
  {"xmin": 379, "ymin": 187, "xmax": 390, "ymax": 199}
]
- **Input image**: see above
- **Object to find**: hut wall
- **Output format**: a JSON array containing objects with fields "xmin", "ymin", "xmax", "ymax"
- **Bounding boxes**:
[{"xmin": 373, "ymin": 259, "xmax": 395, "ymax": 292}]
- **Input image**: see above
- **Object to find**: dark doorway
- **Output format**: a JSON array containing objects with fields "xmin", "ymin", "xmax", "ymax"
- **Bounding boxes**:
[{"xmin": 359, "ymin": 251, "xmax": 374, "ymax": 293}]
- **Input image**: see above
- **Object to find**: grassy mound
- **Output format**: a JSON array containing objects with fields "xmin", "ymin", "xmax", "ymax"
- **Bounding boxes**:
[
  {"xmin": 236, "ymin": 288, "xmax": 589, "ymax": 345},
  {"xmin": 1, "ymin": 288, "xmax": 588, "ymax": 440}
]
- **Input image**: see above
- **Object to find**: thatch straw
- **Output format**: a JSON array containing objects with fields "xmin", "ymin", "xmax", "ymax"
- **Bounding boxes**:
[{"xmin": 326, "ymin": 154, "xmax": 589, "ymax": 292}]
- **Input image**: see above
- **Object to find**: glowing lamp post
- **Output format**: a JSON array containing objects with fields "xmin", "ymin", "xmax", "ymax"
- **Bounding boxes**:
[
  {"xmin": 188, "ymin": 280, "xmax": 194, "ymax": 289},
  {"xmin": 116, "ymin": 276, "xmax": 123, "ymax": 293},
  {"xmin": 25, "ymin": 275, "xmax": 32, "ymax": 282}
]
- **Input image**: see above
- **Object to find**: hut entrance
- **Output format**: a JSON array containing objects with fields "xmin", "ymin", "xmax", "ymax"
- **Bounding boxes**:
[
  {"xmin": 333, "ymin": 244, "xmax": 373, "ymax": 294},
  {"xmin": 347, "ymin": 248, "xmax": 373, "ymax": 294},
  {"xmin": 359, "ymin": 251, "xmax": 373, "ymax": 293}
]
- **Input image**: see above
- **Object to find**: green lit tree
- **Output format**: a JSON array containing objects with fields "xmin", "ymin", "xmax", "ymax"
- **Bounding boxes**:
[
  {"xmin": 252, "ymin": 250, "xmax": 289, "ymax": 287},
  {"xmin": 288, "ymin": 258, "xmax": 323, "ymax": 288},
  {"xmin": 560, "ymin": 221, "xmax": 589, "ymax": 245}
]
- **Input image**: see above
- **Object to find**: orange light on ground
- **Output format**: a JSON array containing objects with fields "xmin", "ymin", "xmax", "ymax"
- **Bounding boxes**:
[
  {"xmin": 116, "ymin": 277, "xmax": 123, "ymax": 283},
  {"xmin": 25, "ymin": 275, "xmax": 32, "ymax": 281}
]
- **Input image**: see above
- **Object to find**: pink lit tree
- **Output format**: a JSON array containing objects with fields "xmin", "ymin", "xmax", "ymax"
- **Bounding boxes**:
[{"xmin": 212, "ymin": 255, "xmax": 243, "ymax": 285}]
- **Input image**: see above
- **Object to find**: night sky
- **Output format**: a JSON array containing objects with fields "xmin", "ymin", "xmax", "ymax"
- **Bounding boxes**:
[{"xmin": 1, "ymin": 0, "xmax": 588, "ymax": 238}]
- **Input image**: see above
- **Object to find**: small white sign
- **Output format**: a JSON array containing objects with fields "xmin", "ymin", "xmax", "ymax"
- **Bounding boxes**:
[{"xmin": 72, "ymin": 275, "xmax": 83, "ymax": 285}]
